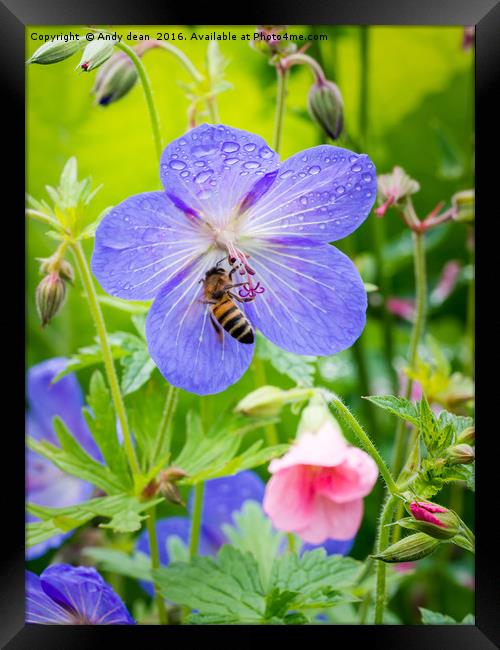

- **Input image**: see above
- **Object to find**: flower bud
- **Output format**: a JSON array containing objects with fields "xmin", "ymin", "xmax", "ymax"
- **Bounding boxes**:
[
  {"xmin": 372, "ymin": 532, "xmax": 440, "ymax": 563},
  {"xmin": 92, "ymin": 51, "xmax": 138, "ymax": 106},
  {"xmin": 27, "ymin": 39, "xmax": 82, "ymax": 65},
  {"xmin": 36, "ymin": 272, "xmax": 66, "ymax": 328},
  {"xmin": 307, "ymin": 79, "xmax": 344, "ymax": 140},
  {"xmin": 250, "ymin": 26, "xmax": 296, "ymax": 57},
  {"xmin": 375, "ymin": 166, "xmax": 420, "ymax": 217},
  {"xmin": 445, "ymin": 443, "xmax": 475, "ymax": 465},
  {"xmin": 451, "ymin": 189, "xmax": 474, "ymax": 223},
  {"xmin": 58, "ymin": 259, "xmax": 75, "ymax": 284},
  {"xmin": 78, "ymin": 41, "xmax": 114, "ymax": 72},
  {"xmin": 297, "ymin": 396, "xmax": 335, "ymax": 435},
  {"xmin": 160, "ymin": 481, "xmax": 184, "ymax": 506},
  {"xmin": 457, "ymin": 426, "xmax": 475, "ymax": 445},
  {"xmin": 408, "ymin": 501, "xmax": 461, "ymax": 540},
  {"xmin": 236, "ymin": 385, "xmax": 310, "ymax": 418}
]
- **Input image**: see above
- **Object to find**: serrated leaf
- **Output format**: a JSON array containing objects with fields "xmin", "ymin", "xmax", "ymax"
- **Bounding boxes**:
[
  {"xmin": 99, "ymin": 509, "xmax": 147, "ymax": 533},
  {"xmin": 83, "ymin": 548, "xmax": 152, "ymax": 581},
  {"xmin": 52, "ymin": 342, "xmax": 127, "ymax": 381},
  {"xmin": 84, "ymin": 371, "xmax": 130, "ymax": 483},
  {"xmin": 364, "ymin": 395, "xmax": 420, "ymax": 426},
  {"xmin": 255, "ymin": 334, "xmax": 317, "ymax": 387},
  {"xmin": 264, "ymin": 588, "xmax": 298, "ymax": 619},
  {"xmin": 223, "ymin": 501, "xmax": 285, "ymax": 591},
  {"xmin": 419, "ymin": 395, "xmax": 441, "ymax": 453}
]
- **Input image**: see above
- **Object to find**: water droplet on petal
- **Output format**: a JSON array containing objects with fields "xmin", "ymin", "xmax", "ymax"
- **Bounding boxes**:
[
  {"xmin": 225, "ymin": 157, "xmax": 239, "ymax": 165},
  {"xmin": 336, "ymin": 186, "xmax": 345, "ymax": 195},
  {"xmin": 300, "ymin": 196, "xmax": 308, "ymax": 206},
  {"xmin": 309, "ymin": 166, "xmax": 321, "ymax": 175},
  {"xmin": 180, "ymin": 170, "xmax": 189, "ymax": 178},
  {"xmin": 243, "ymin": 143, "xmax": 256, "ymax": 152},
  {"xmin": 169, "ymin": 160, "xmax": 187, "ymax": 171},
  {"xmin": 259, "ymin": 146, "xmax": 273, "ymax": 159},
  {"xmin": 222, "ymin": 141, "xmax": 240, "ymax": 153},
  {"xmin": 319, "ymin": 224, "xmax": 326, "ymax": 230},
  {"xmin": 280, "ymin": 169, "xmax": 294, "ymax": 179},
  {"xmin": 194, "ymin": 170, "xmax": 213, "ymax": 184},
  {"xmin": 192, "ymin": 143, "xmax": 218, "ymax": 157},
  {"xmin": 349, "ymin": 155, "xmax": 357, "ymax": 163},
  {"xmin": 362, "ymin": 173, "xmax": 372, "ymax": 182},
  {"xmin": 243, "ymin": 161, "xmax": 260, "ymax": 169},
  {"xmin": 351, "ymin": 163, "xmax": 362, "ymax": 172}
]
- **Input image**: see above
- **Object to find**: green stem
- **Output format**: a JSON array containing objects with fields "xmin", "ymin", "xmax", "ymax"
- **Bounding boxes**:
[
  {"xmin": 206, "ymin": 96, "xmax": 219, "ymax": 123},
  {"xmin": 351, "ymin": 337, "xmax": 377, "ymax": 434},
  {"xmin": 189, "ymin": 482, "xmax": 205, "ymax": 558},
  {"xmin": 253, "ymin": 357, "xmax": 279, "ymax": 445},
  {"xmin": 328, "ymin": 396, "xmax": 398, "ymax": 495},
  {"xmin": 152, "ymin": 385, "xmax": 179, "ymax": 461},
  {"xmin": 71, "ymin": 241, "xmax": 141, "ymax": 480},
  {"xmin": 287, "ymin": 533, "xmax": 297, "ymax": 554},
  {"xmin": 115, "ymin": 42, "xmax": 162, "ymax": 161},
  {"xmin": 146, "ymin": 507, "xmax": 168, "ymax": 625},
  {"xmin": 152, "ymin": 41, "xmax": 204, "ymax": 83},
  {"xmin": 391, "ymin": 230, "xmax": 427, "ymax": 476},
  {"xmin": 374, "ymin": 494, "xmax": 398, "ymax": 624},
  {"xmin": 273, "ymin": 65, "xmax": 288, "ymax": 155}
]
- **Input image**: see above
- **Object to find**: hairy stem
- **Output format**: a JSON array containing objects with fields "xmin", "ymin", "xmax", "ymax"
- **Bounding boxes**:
[
  {"xmin": 374, "ymin": 494, "xmax": 398, "ymax": 624},
  {"xmin": 391, "ymin": 230, "xmax": 427, "ymax": 476},
  {"xmin": 189, "ymin": 482, "xmax": 205, "ymax": 558},
  {"xmin": 152, "ymin": 384, "xmax": 179, "ymax": 461},
  {"xmin": 273, "ymin": 65, "xmax": 288, "ymax": 155},
  {"xmin": 328, "ymin": 396, "xmax": 398, "ymax": 495},
  {"xmin": 146, "ymin": 507, "xmax": 168, "ymax": 625},
  {"xmin": 115, "ymin": 42, "xmax": 163, "ymax": 160},
  {"xmin": 71, "ymin": 241, "xmax": 141, "ymax": 480}
]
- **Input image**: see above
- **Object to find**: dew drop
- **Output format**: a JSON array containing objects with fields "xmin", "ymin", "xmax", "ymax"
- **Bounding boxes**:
[
  {"xmin": 319, "ymin": 224, "xmax": 326, "ymax": 230},
  {"xmin": 194, "ymin": 170, "xmax": 213, "ymax": 183},
  {"xmin": 366, "ymin": 191, "xmax": 372, "ymax": 198},
  {"xmin": 362, "ymin": 173, "xmax": 372, "ymax": 182},
  {"xmin": 259, "ymin": 146, "xmax": 273, "ymax": 159},
  {"xmin": 221, "ymin": 141, "xmax": 240, "ymax": 153},
  {"xmin": 225, "ymin": 157, "xmax": 239, "ymax": 165},
  {"xmin": 309, "ymin": 165, "xmax": 321, "ymax": 175},
  {"xmin": 192, "ymin": 143, "xmax": 218, "ymax": 157},
  {"xmin": 243, "ymin": 143, "xmax": 256, "ymax": 152},
  {"xmin": 180, "ymin": 170, "xmax": 189, "ymax": 178},
  {"xmin": 179, "ymin": 139, "xmax": 187, "ymax": 146},
  {"xmin": 280, "ymin": 169, "xmax": 294, "ymax": 179},
  {"xmin": 240, "ymin": 171, "xmax": 249, "ymax": 176},
  {"xmin": 349, "ymin": 155, "xmax": 357, "ymax": 163},
  {"xmin": 169, "ymin": 160, "xmax": 187, "ymax": 171},
  {"xmin": 351, "ymin": 163, "xmax": 362, "ymax": 172},
  {"xmin": 299, "ymin": 196, "xmax": 308, "ymax": 206},
  {"xmin": 336, "ymin": 186, "xmax": 345, "ymax": 195},
  {"xmin": 194, "ymin": 161, "xmax": 205, "ymax": 167},
  {"xmin": 243, "ymin": 161, "xmax": 260, "ymax": 169}
]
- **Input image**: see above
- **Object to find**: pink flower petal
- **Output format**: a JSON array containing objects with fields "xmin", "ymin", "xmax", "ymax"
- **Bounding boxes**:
[
  {"xmin": 314, "ymin": 447, "xmax": 379, "ymax": 504},
  {"xmin": 295, "ymin": 496, "xmax": 364, "ymax": 543},
  {"xmin": 268, "ymin": 421, "xmax": 348, "ymax": 473},
  {"xmin": 263, "ymin": 466, "xmax": 315, "ymax": 532}
]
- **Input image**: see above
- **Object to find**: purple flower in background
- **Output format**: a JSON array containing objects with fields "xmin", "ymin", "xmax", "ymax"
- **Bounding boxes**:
[
  {"xmin": 135, "ymin": 470, "xmax": 354, "ymax": 595},
  {"xmin": 26, "ymin": 564, "xmax": 134, "ymax": 624},
  {"xmin": 92, "ymin": 124, "xmax": 376, "ymax": 395},
  {"xmin": 27, "ymin": 358, "xmax": 102, "ymax": 559}
]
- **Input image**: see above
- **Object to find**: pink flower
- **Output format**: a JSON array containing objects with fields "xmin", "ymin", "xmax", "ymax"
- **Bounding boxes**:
[{"xmin": 263, "ymin": 421, "xmax": 378, "ymax": 543}]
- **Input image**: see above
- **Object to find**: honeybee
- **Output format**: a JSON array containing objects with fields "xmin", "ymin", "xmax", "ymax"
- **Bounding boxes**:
[{"xmin": 201, "ymin": 261, "xmax": 255, "ymax": 344}]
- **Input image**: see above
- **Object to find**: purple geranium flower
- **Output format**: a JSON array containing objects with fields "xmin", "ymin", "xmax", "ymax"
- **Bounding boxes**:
[
  {"xmin": 27, "ymin": 358, "xmax": 101, "ymax": 559},
  {"xmin": 26, "ymin": 564, "xmax": 134, "ymax": 624},
  {"xmin": 135, "ymin": 470, "xmax": 353, "ymax": 596},
  {"xmin": 92, "ymin": 124, "xmax": 376, "ymax": 395}
]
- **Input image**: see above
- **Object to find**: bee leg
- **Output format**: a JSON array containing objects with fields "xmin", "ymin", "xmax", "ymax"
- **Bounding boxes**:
[
  {"xmin": 224, "ymin": 282, "xmax": 248, "ymax": 290},
  {"xmin": 228, "ymin": 291, "xmax": 255, "ymax": 304},
  {"xmin": 209, "ymin": 313, "xmax": 223, "ymax": 343}
]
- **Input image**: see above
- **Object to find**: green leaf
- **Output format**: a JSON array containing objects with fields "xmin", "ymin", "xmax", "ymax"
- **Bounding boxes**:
[
  {"xmin": 363, "ymin": 395, "xmax": 420, "ymax": 426},
  {"xmin": 154, "ymin": 546, "xmax": 266, "ymax": 623},
  {"xmin": 166, "ymin": 535, "xmax": 190, "ymax": 563},
  {"xmin": 420, "ymin": 607, "xmax": 460, "ymax": 624},
  {"xmin": 264, "ymin": 588, "xmax": 299, "ymax": 619},
  {"xmin": 99, "ymin": 509, "xmax": 148, "ymax": 533},
  {"xmin": 53, "ymin": 341, "xmax": 127, "ymax": 381},
  {"xmin": 121, "ymin": 348, "xmax": 156, "ymax": 396},
  {"xmin": 222, "ymin": 501, "xmax": 286, "ymax": 590},
  {"xmin": 84, "ymin": 371, "xmax": 130, "ymax": 484},
  {"xmin": 83, "ymin": 548, "xmax": 152, "ymax": 581},
  {"xmin": 255, "ymin": 334, "xmax": 317, "ymax": 387},
  {"xmin": 418, "ymin": 395, "xmax": 441, "ymax": 453}
]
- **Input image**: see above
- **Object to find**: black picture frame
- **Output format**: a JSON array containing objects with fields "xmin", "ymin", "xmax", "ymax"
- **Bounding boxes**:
[{"xmin": 2, "ymin": 0, "xmax": 498, "ymax": 647}]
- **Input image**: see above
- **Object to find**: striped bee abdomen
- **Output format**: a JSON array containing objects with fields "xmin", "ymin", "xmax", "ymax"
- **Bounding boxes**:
[{"xmin": 211, "ymin": 297, "xmax": 254, "ymax": 344}]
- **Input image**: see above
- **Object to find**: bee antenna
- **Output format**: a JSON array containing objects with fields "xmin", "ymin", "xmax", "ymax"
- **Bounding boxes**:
[{"xmin": 215, "ymin": 256, "xmax": 227, "ymax": 267}]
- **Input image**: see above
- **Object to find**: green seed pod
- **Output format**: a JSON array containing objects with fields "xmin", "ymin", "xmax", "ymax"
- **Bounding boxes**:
[
  {"xmin": 78, "ymin": 40, "xmax": 114, "ymax": 72},
  {"xmin": 27, "ymin": 39, "xmax": 83, "ymax": 65},
  {"xmin": 307, "ymin": 79, "xmax": 344, "ymax": 140},
  {"xmin": 92, "ymin": 51, "xmax": 138, "ymax": 106},
  {"xmin": 371, "ymin": 532, "xmax": 441, "ymax": 563},
  {"xmin": 452, "ymin": 189, "xmax": 475, "ymax": 223},
  {"xmin": 235, "ymin": 386, "xmax": 289, "ymax": 417},
  {"xmin": 445, "ymin": 443, "xmax": 475, "ymax": 465},
  {"xmin": 36, "ymin": 272, "xmax": 66, "ymax": 328},
  {"xmin": 457, "ymin": 426, "xmax": 475, "ymax": 445}
]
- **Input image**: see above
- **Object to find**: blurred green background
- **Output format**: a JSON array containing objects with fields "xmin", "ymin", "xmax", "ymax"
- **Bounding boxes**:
[{"xmin": 26, "ymin": 25, "xmax": 474, "ymax": 623}]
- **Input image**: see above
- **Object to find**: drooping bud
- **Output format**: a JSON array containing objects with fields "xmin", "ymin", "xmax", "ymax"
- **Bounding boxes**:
[
  {"xmin": 27, "ymin": 39, "xmax": 83, "ymax": 65},
  {"xmin": 92, "ymin": 51, "xmax": 138, "ymax": 106},
  {"xmin": 78, "ymin": 40, "xmax": 114, "ymax": 72},
  {"xmin": 159, "ymin": 467, "xmax": 188, "ymax": 506},
  {"xmin": 235, "ymin": 385, "xmax": 313, "ymax": 418},
  {"xmin": 250, "ymin": 26, "xmax": 297, "ymax": 57},
  {"xmin": 36, "ymin": 272, "xmax": 66, "ymax": 328},
  {"xmin": 408, "ymin": 501, "xmax": 461, "ymax": 540},
  {"xmin": 445, "ymin": 443, "xmax": 475, "ymax": 465},
  {"xmin": 451, "ymin": 189, "xmax": 474, "ymax": 223},
  {"xmin": 457, "ymin": 426, "xmax": 475, "ymax": 445},
  {"xmin": 297, "ymin": 393, "xmax": 338, "ymax": 436},
  {"xmin": 375, "ymin": 166, "xmax": 420, "ymax": 217},
  {"xmin": 372, "ymin": 532, "xmax": 440, "ymax": 563},
  {"xmin": 307, "ymin": 78, "xmax": 344, "ymax": 140}
]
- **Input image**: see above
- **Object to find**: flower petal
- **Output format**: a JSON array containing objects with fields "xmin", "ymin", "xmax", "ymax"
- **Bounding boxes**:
[
  {"xmin": 92, "ymin": 191, "xmax": 209, "ymax": 301},
  {"xmin": 244, "ymin": 238, "xmax": 367, "ymax": 355},
  {"xmin": 146, "ymin": 255, "xmax": 255, "ymax": 395},
  {"xmin": 25, "ymin": 571, "xmax": 74, "ymax": 624},
  {"xmin": 295, "ymin": 496, "xmax": 364, "ymax": 543},
  {"xmin": 241, "ymin": 145, "xmax": 376, "ymax": 242},
  {"xmin": 40, "ymin": 565, "xmax": 135, "ymax": 624},
  {"xmin": 28, "ymin": 359, "xmax": 98, "ymax": 458},
  {"xmin": 314, "ymin": 448, "xmax": 379, "ymax": 504},
  {"xmin": 268, "ymin": 422, "xmax": 348, "ymax": 473},
  {"xmin": 160, "ymin": 124, "xmax": 280, "ymax": 228},
  {"xmin": 263, "ymin": 467, "xmax": 315, "ymax": 532},
  {"xmin": 189, "ymin": 470, "xmax": 265, "ymax": 547}
]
